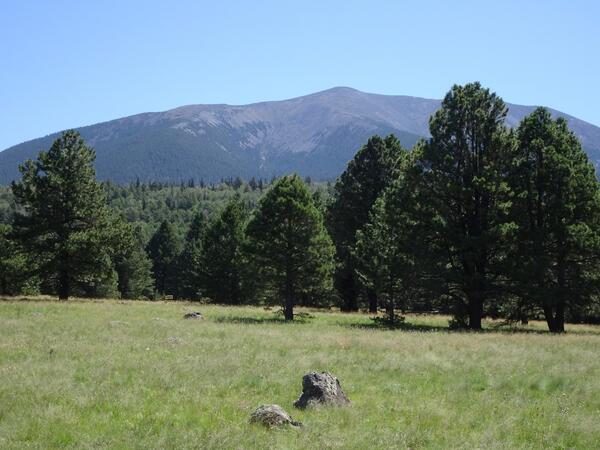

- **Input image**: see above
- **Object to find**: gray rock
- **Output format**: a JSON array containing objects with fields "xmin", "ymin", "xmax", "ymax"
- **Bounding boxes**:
[
  {"xmin": 249, "ymin": 404, "xmax": 301, "ymax": 428},
  {"xmin": 293, "ymin": 371, "xmax": 350, "ymax": 409},
  {"xmin": 183, "ymin": 312, "xmax": 204, "ymax": 319}
]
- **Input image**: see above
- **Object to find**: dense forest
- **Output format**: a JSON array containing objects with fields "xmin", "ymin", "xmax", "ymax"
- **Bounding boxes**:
[{"xmin": 2, "ymin": 82, "xmax": 599, "ymax": 332}]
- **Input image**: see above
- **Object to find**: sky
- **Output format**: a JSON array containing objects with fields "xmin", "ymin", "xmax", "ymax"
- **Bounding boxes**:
[{"xmin": 1, "ymin": 0, "xmax": 599, "ymax": 150}]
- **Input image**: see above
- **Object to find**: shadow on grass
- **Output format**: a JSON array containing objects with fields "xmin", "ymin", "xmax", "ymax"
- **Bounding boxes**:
[
  {"xmin": 213, "ymin": 312, "xmax": 314, "ymax": 325},
  {"xmin": 485, "ymin": 323, "xmax": 600, "ymax": 336},
  {"xmin": 343, "ymin": 320, "xmax": 449, "ymax": 333},
  {"xmin": 342, "ymin": 317, "xmax": 600, "ymax": 335},
  {"xmin": 214, "ymin": 316, "xmax": 287, "ymax": 325}
]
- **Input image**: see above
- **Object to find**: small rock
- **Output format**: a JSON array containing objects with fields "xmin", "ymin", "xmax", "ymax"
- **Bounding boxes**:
[
  {"xmin": 293, "ymin": 371, "xmax": 350, "ymax": 409},
  {"xmin": 249, "ymin": 404, "xmax": 301, "ymax": 428},
  {"xmin": 183, "ymin": 312, "xmax": 204, "ymax": 320}
]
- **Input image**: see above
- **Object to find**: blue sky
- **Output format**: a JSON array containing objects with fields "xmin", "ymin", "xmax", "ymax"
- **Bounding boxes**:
[{"xmin": 1, "ymin": 0, "xmax": 598, "ymax": 150}]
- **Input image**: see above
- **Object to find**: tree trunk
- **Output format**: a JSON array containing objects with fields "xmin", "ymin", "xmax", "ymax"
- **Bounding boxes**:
[
  {"xmin": 543, "ymin": 304, "xmax": 565, "ymax": 333},
  {"xmin": 0, "ymin": 275, "xmax": 6, "ymax": 296},
  {"xmin": 284, "ymin": 271, "xmax": 294, "ymax": 321},
  {"xmin": 554, "ymin": 302, "xmax": 565, "ymax": 333},
  {"xmin": 519, "ymin": 303, "xmax": 528, "ymax": 325},
  {"xmin": 545, "ymin": 304, "xmax": 565, "ymax": 332},
  {"xmin": 386, "ymin": 291, "xmax": 395, "ymax": 325},
  {"xmin": 545, "ymin": 251, "xmax": 567, "ymax": 333},
  {"xmin": 338, "ymin": 271, "xmax": 359, "ymax": 312},
  {"xmin": 468, "ymin": 292, "xmax": 483, "ymax": 330},
  {"xmin": 284, "ymin": 295, "xmax": 294, "ymax": 321},
  {"xmin": 543, "ymin": 304, "xmax": 555, "ymax": 331},
  {"xmin": 58, "ymin": 271, "xmax": 70, "ymax": 300},
  {"xmin": 386, "ymin": 305, "xmax": 394, "ymax": 324},
  {"xmin": 368, "ymin": 289, "xmax": 378, "ymax": 313}
]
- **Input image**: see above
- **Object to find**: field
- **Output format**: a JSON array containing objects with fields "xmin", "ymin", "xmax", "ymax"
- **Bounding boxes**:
[{"xmin": 1, "ymin": 299, "xmax": 599, "ymax": 449}]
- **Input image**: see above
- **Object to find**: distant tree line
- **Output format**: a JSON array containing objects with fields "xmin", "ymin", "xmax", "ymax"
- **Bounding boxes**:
[{"xmin": 1, "ymin": 82, "xmax": 599, "ymax": 332}]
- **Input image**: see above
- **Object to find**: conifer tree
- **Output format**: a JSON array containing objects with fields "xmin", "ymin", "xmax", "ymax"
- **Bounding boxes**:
[
  {"xmin": 414, "ymin": 83, "xmax": 513, "ymax": 329},
  {"xmin": 247, "ymin": 175, "xmax": 335, "ymax": 320},
  {"xmin": 354, "ymin": 198, "xmax": 404, "ymax": 323},
  {"xmin": 328, "ymin": 135, "xmax": 406, "ymax": 312},
  {"xmin": 509, "ymin": 108, "xmax": 600, "ymax": 332},
  {"xmin": 11, "ymin": 130, "xmax": 118, "ymax": 300},
  {"xmin": 179, "ymin": 212, "xmax": 207, "ymax": 300},
  {"xmin": 200, "ymin": 196, "xmax": 249, "ymax": 304},
  {"xmin": 146, "ymin": 220, "xmax": 181, "ymax": 297},
  {"xmin": 354, "ymin": 149, "xmax": 429, "ymax": 324},
  {"xmin": 114, "ymin": 224, "xmax": 154, "ymax": 299},
  {"xmin": 0, "ymin": 224, "xmax": 31, "ymax": 295}
]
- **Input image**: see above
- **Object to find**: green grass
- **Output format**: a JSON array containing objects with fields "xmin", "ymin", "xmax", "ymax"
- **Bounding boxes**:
[{"xmin": 1, "ymin": 298, "xmax": 599, "ymax": 449}]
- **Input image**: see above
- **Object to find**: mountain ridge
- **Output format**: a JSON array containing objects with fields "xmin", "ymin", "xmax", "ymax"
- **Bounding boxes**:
[{"xmin": 1, "ymin": 87, "xmax": 599, "ymax": 184}]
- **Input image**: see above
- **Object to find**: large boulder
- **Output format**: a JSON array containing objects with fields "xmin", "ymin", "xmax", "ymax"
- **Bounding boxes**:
[
  {"xmin": 293, "ymin": 371, "xmax": 350, "ymax": 409},
  {"xmin": 249, "ymin": 404, "xmax": 301, "ymax": 428}
]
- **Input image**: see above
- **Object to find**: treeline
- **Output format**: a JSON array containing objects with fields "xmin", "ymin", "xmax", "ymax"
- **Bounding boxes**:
[
  {"xmin": 0, "ymin": 176, "xmax": 329, "ymax": 244},
  {"xmin": 1, "ymin": 82, "xmax": 600, "ymax": 332}
]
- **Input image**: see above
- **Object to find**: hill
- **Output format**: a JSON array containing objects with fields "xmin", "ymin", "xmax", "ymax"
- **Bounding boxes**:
[{"xmin": 1, "ymin": 87, "xmax": 599, "ymax": 184}]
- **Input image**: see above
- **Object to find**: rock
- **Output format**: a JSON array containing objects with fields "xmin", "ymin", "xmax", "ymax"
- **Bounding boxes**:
[
  {"xmin": 293, "ymin": 372, "xmax": 350, "ymax": 409},
  {"xmin": 183, "ymin": 312, "xmax": 204, "ymax": 319},
  {"xmin": 249, "ymin": 404, "xmax": 301, "ymax": 428}
]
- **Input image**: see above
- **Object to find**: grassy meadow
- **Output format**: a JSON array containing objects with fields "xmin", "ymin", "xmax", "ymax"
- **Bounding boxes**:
[{"xmin": 1, "ymin": 298, "xmax": 599, "ymax": 449}]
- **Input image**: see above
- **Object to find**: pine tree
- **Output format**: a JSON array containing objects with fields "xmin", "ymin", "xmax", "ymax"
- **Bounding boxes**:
[
  {"xmin": 0, "ymin": 224, "xmax": 32, "ymax": 295},
  {"xmin": 508, "ymin": 108, "xmax": 600, "ymax": 332},
  {"xmin": 146, "ymin": 220, "xmax": 181, "ymax": 297},
  {"xmin": 415, "ymin": 83, "xmax": 513, "ymax": 329},
  {"xmin": 354, "ymin": 198, "xmax": 404, "ymax": 323},
  {"xmin": 179, "ymin": 212, "xmax": 207, "ymax": 299},
  {"xmin": 199, "ymin": 196, "xmax": 249, "ymax": 304},
  {"xmin": 114, "ymin": 224, "xmax": 154, "ymax": 299},
  {"xmin": 247, "ymin": 175, "xmax": 335, "ymax": 320},
  {"xmin": 328, "ymin": 135, "xmax": 406, "ymax": 312},
  {"xmin": 354, "ymin": 149, "xmax": 429, "ymax": 324},
  {"xmin": 11, "ymin": 130, "xmax": 119, "ymax": 300}
]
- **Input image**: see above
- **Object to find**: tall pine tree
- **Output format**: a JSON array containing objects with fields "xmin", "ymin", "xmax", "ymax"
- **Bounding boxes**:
[
  {"xmin": 200, "ymin": 196, "xmax": 249, "ymax": 304},
  {"xmin": 247, "ymin": 175, "xmax": 335, "ymax": 320},
  {"xmin": 146, "ymin": 220, "xmax": 181, "ymax": 297},
  {"xmin": 179, "ymin": 212, "xmax": 207, "ymax": 300},
  {"xmin": 328, "ymin": 135, "xmax": 406, "ymax": 312},
  {"xmin": 0, "ymin": 224, "xmax": 32, "ymax": 295},
  {"xmin": 114, "ymin": 224, "xmax": 154, "ymax": 299},
  {"xmin": 11, "ymin": 130, "xmax": 118, "ymax": 300},
  {"xmin": 509, "ymin": 108, "xmax": 600, "ymax": 332},
  {"xmin": 415, "ymin": 83, "xmax": 513, "ymax": 329}
]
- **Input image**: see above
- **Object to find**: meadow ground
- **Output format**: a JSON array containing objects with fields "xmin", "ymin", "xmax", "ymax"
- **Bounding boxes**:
[{"xmin": 1, "ymin": 298, "xmax": 599, "ymax": 449}]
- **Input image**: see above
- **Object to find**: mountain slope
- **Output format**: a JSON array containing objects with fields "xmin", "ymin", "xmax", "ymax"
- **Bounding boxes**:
[{"xmin": 1, "ymin": 87, "xmax": 599, "ymax": 184}]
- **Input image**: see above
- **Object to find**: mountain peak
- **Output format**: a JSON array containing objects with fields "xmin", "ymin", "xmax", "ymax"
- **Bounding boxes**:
[
  {"xmin": 1, "ymin": 89, "xmax": 599, "ymax": 185},
  {"xmin": 314, "ymin": 86, "xmax": 362, "ymax": 95}
]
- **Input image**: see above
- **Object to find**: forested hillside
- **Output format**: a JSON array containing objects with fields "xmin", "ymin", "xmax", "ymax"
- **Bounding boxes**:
[{"xmin": 1, "ymin": 87, "xmax": 599, "ymax": 184}]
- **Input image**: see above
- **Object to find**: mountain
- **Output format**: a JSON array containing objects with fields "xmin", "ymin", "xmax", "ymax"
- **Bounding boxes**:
[{"xmin": 1, "ymin": 87, "xmax": 599, "ymax": 184}]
